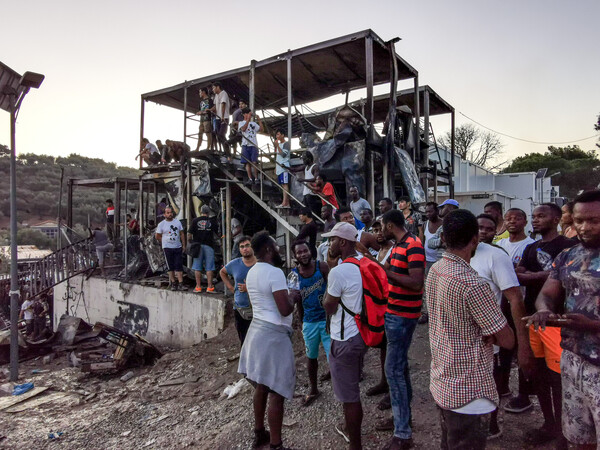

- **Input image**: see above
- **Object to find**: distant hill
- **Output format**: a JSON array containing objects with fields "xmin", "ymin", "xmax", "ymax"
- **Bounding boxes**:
[{"xmin": 0, "ymin": 149, "xmax": 140, "ymax": 230}]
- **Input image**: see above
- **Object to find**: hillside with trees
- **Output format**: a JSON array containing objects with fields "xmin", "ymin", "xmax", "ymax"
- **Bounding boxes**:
[{"xmin": 0, "ymin": 147, "xmax": 140, "ymax": 233}]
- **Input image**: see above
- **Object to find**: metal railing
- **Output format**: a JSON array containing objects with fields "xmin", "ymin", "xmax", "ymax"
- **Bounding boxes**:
[{"xmin": 5, "ymin": 237, "xmax": 96, "ymax": 298}]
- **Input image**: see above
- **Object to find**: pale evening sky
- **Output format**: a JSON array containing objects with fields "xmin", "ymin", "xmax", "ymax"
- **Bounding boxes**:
[{"xmin": 1, "ymin": 0, "xmax": 598, "ymax": 169}]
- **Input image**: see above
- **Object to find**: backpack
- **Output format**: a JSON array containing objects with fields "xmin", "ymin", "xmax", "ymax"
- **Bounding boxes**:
[{"xmin": 339, "ymin": 256, "xmax": 389, "ymax": 346}]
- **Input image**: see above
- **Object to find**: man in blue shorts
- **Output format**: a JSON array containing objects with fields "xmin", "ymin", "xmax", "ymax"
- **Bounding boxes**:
[
  {"xmin": 239, "ymin": 107, "xmax": 263, "ymax": 186},
  {"xmin": 274, "ymin": 129, "xmax": 291, "ymax": 208},
  {"xmin": 219, "ymin": 235, "xmax": 256, "ymax": 344},
  {"xmin": 290, "ymin": 239, "xmax": 330, "ymax": 407},
  {"xmin": 188, "ymin": 205, "xmax": 217, "ymax": 293}
]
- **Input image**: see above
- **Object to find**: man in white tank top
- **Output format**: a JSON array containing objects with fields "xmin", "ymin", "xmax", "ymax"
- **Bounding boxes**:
[{"xmin": 420, "ymin": 201, "xmax": 443, "ymax": 324}]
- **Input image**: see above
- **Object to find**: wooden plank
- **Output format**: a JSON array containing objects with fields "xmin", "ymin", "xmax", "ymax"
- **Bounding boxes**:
[
  {"xmin": 4, "ymin": 392, "xmax": 68, "ymax": 413},
  {"xmin": 0, "ymin": 386, "xmax": 49, "ymax": 411}
]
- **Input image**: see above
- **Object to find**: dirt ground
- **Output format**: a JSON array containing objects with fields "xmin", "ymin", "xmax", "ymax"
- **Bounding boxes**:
[{"xmin": 1, "ymin": 305, "xmax": 557, "ymax": 450}]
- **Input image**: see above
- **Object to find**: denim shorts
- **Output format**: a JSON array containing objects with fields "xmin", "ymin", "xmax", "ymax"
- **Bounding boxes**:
[
  {"xmin": 302, "ymin": 320, "xmax": 331, "ymax": 359},
  {"xmin": 241, "ymin": 145, "xmax": 258, "ymax": 164},
  {"xmin": 192, "ymin": 244, "xmax": 215, "ymax": 272}
]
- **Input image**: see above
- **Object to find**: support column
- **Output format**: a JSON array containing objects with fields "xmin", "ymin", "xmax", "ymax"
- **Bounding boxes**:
[
  {"xmin": 66, "ymin": 179, "xmax": 73, "ymax": 229},
  {"xmin": 139, "ymin": 180, "xmax": 145, "ymax": 236},
  {"xmin": 8, "ymin": 94, "xmax": 19, "ymax": 381},
  {"xmin": 124, "ymin": 180, "xmax": 129, "ymax": 278},
  {"xmin": 249, "ymin": 60, "xmax": 256, "ymax": 112},
  {"xmin": 365, "ymin": 35, "xmax": 374, "ymax": 132},
  {"xmin": 385, "ymin": 38, "xmax": 400, "ymax": 199},
  {"xmin": 183, "ymin": 84, "xmax": 188, "ymax": 144},
  {"xmin": 225, "ymin": 184, "xmax": 232, "ymax": 265},
  {"xmin": 114, "ymin": 181, "xmax": 121, "ymax": 242},
  {"xmin": 413, "ymin": 76, "xmax": 420, "ymax": 164},
  {"xmin": 139, "ymin": 96, "xmax": 145, "ymax": 170},
  {"xmin": 422, "ymin": 88, "xmax": 430, "ymax": 195},
  {"xmin": 287, "ymin": 52, "xmax": 292, "ymax": 144}
]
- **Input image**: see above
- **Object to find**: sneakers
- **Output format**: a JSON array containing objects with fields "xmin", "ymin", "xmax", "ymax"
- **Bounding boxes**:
[
  {"xmin": 170, "ymin": 283, "xmax": 178, "ymax": 291},
  {"xmin": 205, "ymin": 286, "xmax": 216, "ymax": 294},
  {"xmin": 194, "ymin": 286, "xmax": 202, "ymax": 293},
  {"xmin": 503, "ymin": 396, "xmax": 533, "ymax": 413},
  {"xmin": 382, "ymin": 436, "xmax": 413, "ymax": 450},
  {"xmin": 244, "ymin": 179, "xmax": 253, "ymax": 187},
  {"xmin": 334, "ymin": 422, "xmax": 349, "ymax": 443},
  {"xmin": 177, "ymin": 283, "xmax": 187, "ymax": 291},
  {"xmin": 254, "ymin": 178, "xmax": 260, "ymax": 185}
]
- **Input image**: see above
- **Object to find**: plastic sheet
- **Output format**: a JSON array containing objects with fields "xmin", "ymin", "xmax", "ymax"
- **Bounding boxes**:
[{"xmin": 394, "ymin": 146, "xmax": 426, "ymax": 204}]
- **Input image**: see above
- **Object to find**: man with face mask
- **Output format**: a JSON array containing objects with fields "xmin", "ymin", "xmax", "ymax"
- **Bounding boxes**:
[
  {"xmin": 527, "ymin": 191, "xmax": 600, "ymax": 449},
  {"xmin": 238, "ymin": 232, "xmax": 294, "ymax": 450}
]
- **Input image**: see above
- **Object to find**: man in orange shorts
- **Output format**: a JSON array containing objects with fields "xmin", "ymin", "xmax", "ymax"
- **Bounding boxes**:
[{"xmin": 517, "ymin": 203, "xmax": 576, "ymax": 446}]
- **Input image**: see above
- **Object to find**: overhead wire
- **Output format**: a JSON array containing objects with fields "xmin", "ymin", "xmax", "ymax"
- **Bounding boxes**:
[{"xmin": 459, "ymin": 111, "xmax": 598, "ymax": 145}]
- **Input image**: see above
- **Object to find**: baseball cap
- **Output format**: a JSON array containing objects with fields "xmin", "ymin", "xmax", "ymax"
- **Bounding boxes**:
[
  {"xmin": 321, "ymin": 222, "xmax": 358, "ymax": 242},
  {"xmin": 439, "ymin": 199, "xmax": 459, "ymax": 207}
]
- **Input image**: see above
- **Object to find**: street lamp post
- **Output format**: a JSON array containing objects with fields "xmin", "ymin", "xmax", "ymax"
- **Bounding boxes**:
[{"xmin": 1, "ymin": 67, "xmax": 44, "ymax": 381}]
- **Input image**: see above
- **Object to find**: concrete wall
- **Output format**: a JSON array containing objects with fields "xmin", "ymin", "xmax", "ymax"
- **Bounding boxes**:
[{"xmin": 53, "ymin": 275, "xmax": 226, "ymax": 348}]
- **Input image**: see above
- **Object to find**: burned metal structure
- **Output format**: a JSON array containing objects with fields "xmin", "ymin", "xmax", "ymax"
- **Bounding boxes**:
[{"xmin": 139, "ymin": 29, "xmax": 455, "ymax": 268}]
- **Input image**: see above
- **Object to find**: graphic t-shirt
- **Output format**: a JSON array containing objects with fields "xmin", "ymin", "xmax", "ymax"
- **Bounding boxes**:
[
  {"xmin": 497, "ymin": 237, "xmax": 536, "ymax": 266},
  {"xmin": 238, "ymin": 120, "xmax": 260, "ymax": 148},
  {"xmin": 198, "ymin": 98, "xmax": 211, "ymax": 122},
  {"xmin": 404, "ymin": 211, "xmax": 422, "ymax": 237},
  {"xmin": 275, "ymin": 141, "xmax": 291, "ymax": 175},
  {"xmin": 518, "ymin": 235, "xmax": 577, "ymax": 314},
  {"xmin": 293, "ymin": 263, "xmax": 327, "ymax": 323},
  {"xmin": 190, "ymin": 216, "xmax": 215, "ymax": 248},
  {"xmin": 550, "ymin": 244, "xmax": 600, "ymax": 366},
  {"xmin": 156, "ymin": 218, "xmax": 183, "ymax": 249},
  {"xmin": 225, "ymin": 258, "xmax": 255, "ymax": 309}
]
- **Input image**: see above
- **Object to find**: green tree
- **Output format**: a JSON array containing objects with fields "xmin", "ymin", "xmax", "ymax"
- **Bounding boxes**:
[{"xmin": 502, "ymin": 145, "xmax": 600, "ymax": 198}]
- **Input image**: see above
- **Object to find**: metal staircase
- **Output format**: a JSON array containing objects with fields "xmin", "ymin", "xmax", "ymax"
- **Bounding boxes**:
[{"xmin": 12, "ymin": 238, "xmax": 96, "ymax": 298}]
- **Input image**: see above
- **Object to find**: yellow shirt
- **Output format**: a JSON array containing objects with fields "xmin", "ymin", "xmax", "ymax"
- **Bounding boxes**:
[{"xmin": 492, "ymin": 229, "xmax": 510, "ymax": 245}]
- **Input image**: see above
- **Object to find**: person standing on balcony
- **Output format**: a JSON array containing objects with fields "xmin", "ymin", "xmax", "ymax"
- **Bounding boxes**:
[
  {"xmin": 225, "ymin": 99, "xmax": 246, "ymax": 156},
  {"xmin": 294, "ymin": 152, "xmax": 321, "ymax": 219},
  {"xmin": 195, "ymin": 87, "xmax": 213, "ymax": 152},
  {"xmin": 239, "ymin": 108, "xmax": 263, "ymax": 186},
  {"xmin": 274, "ymin": 129, "xmax": 291, "ymax": 208},
  {"xmin": 105, "ymin": 199, "xmax": 115, "ymax": 243},
  {"xmin": 210, "ymin": 81, "xmax": 231, "ymax": 160}
]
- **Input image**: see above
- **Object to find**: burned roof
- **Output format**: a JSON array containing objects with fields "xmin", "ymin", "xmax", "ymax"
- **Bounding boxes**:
[
  {"xmin": 263, "ymin": 85, "xmax": 454, "ymax": 137},
  {"xmin": 142, "ymin": 30, "xmax": 418, "ymax": 112}
]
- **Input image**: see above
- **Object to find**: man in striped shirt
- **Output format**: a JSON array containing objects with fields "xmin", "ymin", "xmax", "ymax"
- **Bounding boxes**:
[{"xmin": 380, "ymin": 209, "xmax": 425, "ymax": 449}]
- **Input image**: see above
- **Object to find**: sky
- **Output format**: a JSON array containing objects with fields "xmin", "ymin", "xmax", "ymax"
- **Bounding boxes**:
[{"xmin": 1, "ymin": 0, "xmax": 599, "ymax": 169}]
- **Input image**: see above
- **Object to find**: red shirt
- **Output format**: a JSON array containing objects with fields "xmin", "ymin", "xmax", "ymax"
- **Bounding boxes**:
[
  {"xmin": 320, "ymin": 182, "xmax": 339, "ymax": 209},
  {"xmin": 386, "ymin": 232, "xmax": 425, "ymax": 318}
]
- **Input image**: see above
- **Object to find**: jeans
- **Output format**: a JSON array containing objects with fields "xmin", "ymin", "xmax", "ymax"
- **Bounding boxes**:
[
  {"xmin": 439, "ymin": 407, "xmax": 490, "ymax": 450},
  {"xmin": 385, "ymin": 313, "xmax": 418, "ymax": 439}
]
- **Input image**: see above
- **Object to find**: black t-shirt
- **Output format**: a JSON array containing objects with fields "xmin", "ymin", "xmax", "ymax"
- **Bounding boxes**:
[
  {"xmin": 190, "ymin": 216, "xmax": 216, "ymax": 248},
  {"xmin": 297, "ymin": 220, "xmax": 318, "ymax": 257},
  {"xmin": 519, "ymin": 235, "xmax": 577, "ymax": 315}
]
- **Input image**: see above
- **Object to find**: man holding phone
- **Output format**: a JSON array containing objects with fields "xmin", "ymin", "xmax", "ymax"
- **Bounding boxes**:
[{"xmin": 527, "ymin": 191, "xmax": 600, "ymax": 449}]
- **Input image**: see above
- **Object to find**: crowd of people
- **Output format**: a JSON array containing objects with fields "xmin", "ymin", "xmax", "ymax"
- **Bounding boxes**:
[{"xmin": 216, "ymin": 187, "xmax": 600, "ymax": 450}]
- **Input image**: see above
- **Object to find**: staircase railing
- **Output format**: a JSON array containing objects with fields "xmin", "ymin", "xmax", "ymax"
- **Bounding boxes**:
[{"xmin": 8, "ymin": 237, "xmax": 96, "ymax": 298}]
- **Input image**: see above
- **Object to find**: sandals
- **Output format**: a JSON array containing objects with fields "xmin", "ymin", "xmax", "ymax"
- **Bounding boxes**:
[{"xmin": 301, "ymin": 392, "xmax": 321, "ymax": 407}]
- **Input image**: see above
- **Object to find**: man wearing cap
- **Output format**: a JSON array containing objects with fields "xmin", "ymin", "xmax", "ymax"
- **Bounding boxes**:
[
  {"xmin": 427, "ymin": 199, "xmax": 459, "ymax": 255},
  {"xmin": 189, "ymin": 205, "xmax": 218, "ymax": 293},
  {"xmin": 322, "ymin": 222, "xmax": 367, "ymax": 450}
]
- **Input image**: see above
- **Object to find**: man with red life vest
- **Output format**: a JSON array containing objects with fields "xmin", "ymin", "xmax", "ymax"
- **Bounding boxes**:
[
  {"xmin": 380, "ymin": 209, "xmax": 425, "ymax": 450},
  {"xmin": 323, "ymin": 222, "xmax": 366, "ymax": 450}
]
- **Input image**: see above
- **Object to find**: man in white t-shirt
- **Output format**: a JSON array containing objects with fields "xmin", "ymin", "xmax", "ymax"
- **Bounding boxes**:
[
  {"xmin": 155, "ymin": 206, "xmax": 186, "ymax": 291},
  {"xmin": 496, "ymin": 208, "xmax": 535, "ymax": 267},
  {"xmin": 210, "ymin": 81, "xmax": 231, "ymax": 159},
  {"xmin": 137, "ymin": 138, "xmax": 161, "ymax": 166},
  {"xmin": 238, "ymin": 108, "xmax": 264, "ymax": 186},
  {"xmin": 322, "ymin": 222, "xmax": 366, "ymax": 450},
  {"xmin": 19, "ymin": 297, "xmax": 35, "ymax": 335},
  {"xmin": 274, "ymin": 129, "xmax": 291, "ymax": 208},
  {"xmin": 238, "ymin": 232, "xmax": 294, "ymax": 449},
  {"xmin": 472, "ymin": 213, "xmax": 534, "ymax": 438}
]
